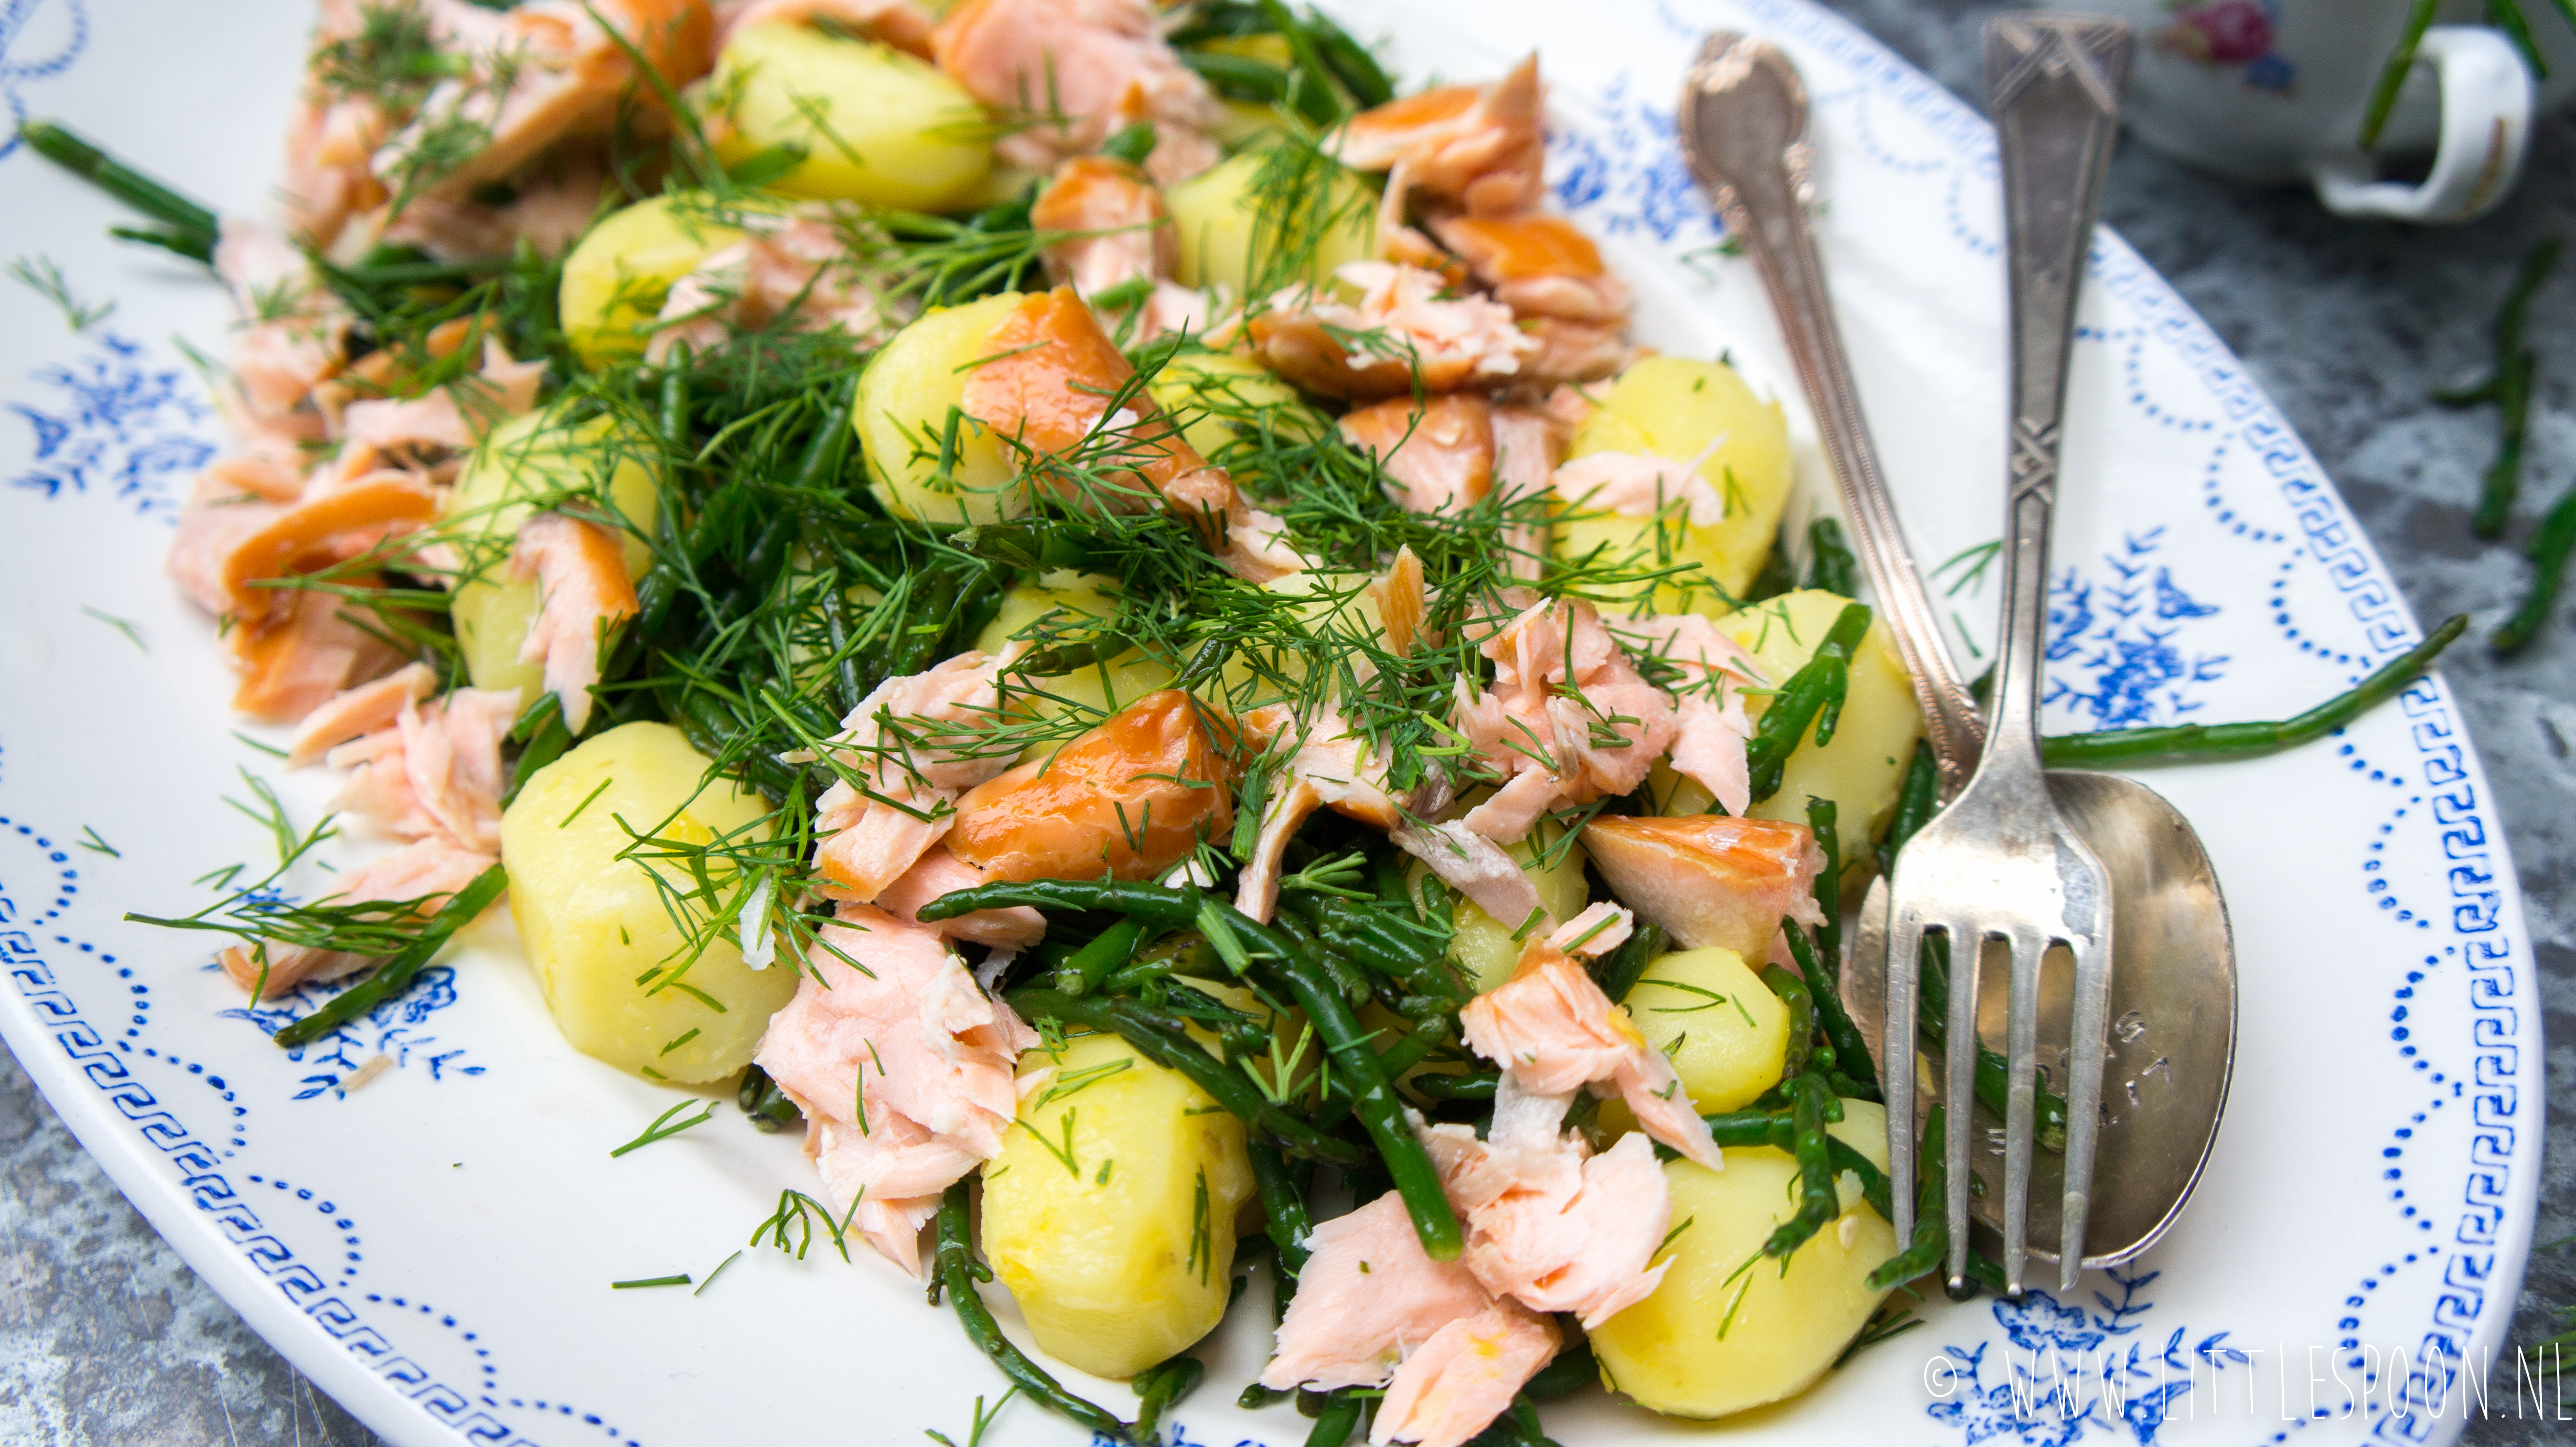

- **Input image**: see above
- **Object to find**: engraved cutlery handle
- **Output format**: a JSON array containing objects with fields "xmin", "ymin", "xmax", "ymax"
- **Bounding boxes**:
[
  {"xmin": 1984, "ymin": 16, "xmax": 2131, "ymax": 766},
  {"xmin": 1677, "ymin": 34, "xmax": 1985, "ymax": 795}
]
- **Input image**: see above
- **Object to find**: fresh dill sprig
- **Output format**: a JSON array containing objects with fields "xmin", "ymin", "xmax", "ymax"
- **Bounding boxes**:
[
  {"xmin": 608, "ymin": 1097, "xmax": 718, "ymax": 1157},
  {"xmin": 7, "ymin": 255, "xmax": 114, "ymax": 331}
]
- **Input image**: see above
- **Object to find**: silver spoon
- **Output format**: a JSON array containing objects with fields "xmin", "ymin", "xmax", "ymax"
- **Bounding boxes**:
[{"xmin": 1677, "ymin": 24, "xmax": 2236, "ymax": 1275}]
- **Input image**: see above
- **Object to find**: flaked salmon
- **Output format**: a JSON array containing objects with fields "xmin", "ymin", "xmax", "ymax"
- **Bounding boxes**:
[
  {"xmin": 1032, "ymin": 155, "xmax": 1167, "ymax": 296},
  {"xmin": 648, "ymin": 215, "xmax": 892, "ymax": 363},
  {"xmin": 1369, "ymin": 1301, "xmax": 1560, "ymax": 1447},
  {"xmin": 326, "ymin": 685, "xmax": 522, "ymax": 852},
  {"xmin": 1030, "ymin": 156, "xmax": 1208, "ymax": 342},
  {"xmin": 1458, "ymin": 937, "xmax": 1720, "ymax": 1169},
  {"xmin": 287, "ymin": 662, "xmax": 440, "ymax": 769},
  {"xmin": 1618, "ymin": 613, "xmax": 1762, "ymax": 816},
  {"xmin": 1252, "ymin": 263, "xmax": 1536, "ymax": 400},
  {"xmin": 1454, "ymin": 597, "xmax": 1677, "ymax": 844},
  {"xmin": 1388, "ymin": 817, "xmax": 1544, "ymax": 934},
  {"xmin": 224, "ymin": 582, "xmax": 411, "ymax": 724},
  {"xmin": 1260, "ymin": 1191, "xmax": 1495, "ymax": 1392},
  {"xmin": 933, "ymin": 0, "xmax": 1221, "ymax": 185},
  {"xmin": 810, "ymin": 646, "xmax": 1020, "ymax": 900},
  {"xmin": 1332, "ymin": 55, "xmax": 1544, "ymax": 218},
  {"xmin": 1418, "ymin": 1081, "xmax": 1671, "ymax": 1329},
  {"xmin": 872, "ymin": 846, "xmax": 1048, "ymax": 950},
  {"xmin": 219, "ymin": 836, "xmax": 497, "ymax": 996},
  {"xmin": 1340, "ymin": 394, "xmax": 1494, "ymax": 516},
  {"xmin": 1430, "ymin": 214, "xmax": 1630, "ymax": 326},
  {"xmin": 752, "ymin": 901, "xmax": 1038, "ymax": 1272},
  {"xmin": 510, "ymin": 511, "xmax": 640, "ymax": 736},
  {"xmin": 1580, "ymin": 814, "xmax": 1828, "ymax": 960},
  {"xmin": 373, "ymin": 0, "xmax": 714, "ymax": 213},
  {"xmin": 1233, "ymin": 698, "xmax": 1410, "ymax": 923},
  {"xmin": 947, "ymin": 689, "xmax": 1240, "ymax": 883},
  {"xmin": 216, "ymin": 474, "xmax": 442, "ymax": 623}
]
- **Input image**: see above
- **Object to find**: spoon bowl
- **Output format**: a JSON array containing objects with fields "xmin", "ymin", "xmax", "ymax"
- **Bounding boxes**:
[{"xmin": 1848, "ymin": 771, "xmax": 2237, "ymax": 1269}]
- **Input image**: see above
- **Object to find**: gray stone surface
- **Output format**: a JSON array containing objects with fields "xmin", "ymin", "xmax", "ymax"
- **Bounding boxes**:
[{"xmin": 2, "ymin": 3, "xmax": 2569, "ymax": 1442}]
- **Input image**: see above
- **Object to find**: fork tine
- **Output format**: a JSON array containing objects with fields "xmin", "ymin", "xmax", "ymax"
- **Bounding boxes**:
[
  {"xmin": 1940, "ymin": 921, "xmax": 1982, "ymax": 1296},
  {"xmin": 1999, "ymin": 926, "xmax": 2048, "ymax": 1295},
  {"xmin": 1882, "ymin": 898, "xmax": 1925, "ymax": 1250},
  {"xmin": 2059, "ymin": 915, "xmax": 2116, "ymax": 1290}
]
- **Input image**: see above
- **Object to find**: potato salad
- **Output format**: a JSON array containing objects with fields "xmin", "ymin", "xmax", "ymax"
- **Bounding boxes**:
[{"xmin": 76, "ymin": 2, "xmax": 2047, "ymax": 1443}]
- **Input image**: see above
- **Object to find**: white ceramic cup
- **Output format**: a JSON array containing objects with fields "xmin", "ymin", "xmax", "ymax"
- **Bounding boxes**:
[{"xmin": 2038, "ymin": 1, "xmax": 2558, "ymax": 222}]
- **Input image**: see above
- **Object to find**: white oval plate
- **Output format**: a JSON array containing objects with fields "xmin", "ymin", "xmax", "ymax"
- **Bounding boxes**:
[{"xmin": 0, "ymin": 2, "xmax": 2540, "ymax": 1444}]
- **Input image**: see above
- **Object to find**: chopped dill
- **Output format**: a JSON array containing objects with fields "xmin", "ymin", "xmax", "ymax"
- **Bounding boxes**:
[
  {"xmin": 76, "ymin": 826, "xmax": 119, "ymax": 858},
  {"xmin": 79, "ymin": 606, "xmax": 145, "ymax": 650},
  {"xmin": 610, "ymin": 1274, "xmax": 692, "ymax": 1290},
  {"xmin": 608, "ymin": 1097, "xmax": 719, "ymax": 1158},
  {"xmin": 7, "ymin": 255, "xmax": 113, "ymax": 331}
]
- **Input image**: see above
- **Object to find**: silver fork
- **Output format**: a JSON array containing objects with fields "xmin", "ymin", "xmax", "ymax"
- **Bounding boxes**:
[{"xmin": 1881, "ymin": 16, "xmax": 2133, "ymax": 1297}]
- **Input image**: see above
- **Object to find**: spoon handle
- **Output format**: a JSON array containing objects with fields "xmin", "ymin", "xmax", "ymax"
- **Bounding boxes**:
[
  {"xmin": 1677, "ymin": 34, "xmax": 1984, "ymax": 794},
  {"xmin": 1984, "ymin": 17, "xmax": 2132, "ymax": 765}
]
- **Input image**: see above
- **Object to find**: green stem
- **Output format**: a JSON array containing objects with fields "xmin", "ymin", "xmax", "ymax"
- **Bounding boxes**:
[
  {"xmin": 1005, "ymin": 988, "xmax": 1359, "ymax": 1164},
  {"xmin": 1590, "ymin": 920, "xmax": 1666, "ymax": 1003},
  {"xmin": 2358, "ymin": 0, "xmax": 2441, "ymax": 150},
  {"xmin": 1301, "ymin": 1396, "xmax": 1364, "ymax": 1447},
  {"xmin": 18, "ymin": 120, "xmax": 220, "ymax": 263},
  {"xmin": 932, "ymin": 1183, "xmax": 1132, "ymax": 1441},
  {"xmin": 271, "ymin": 866, "xmax": 507, "ymax": 1049},
  {"xmin": 1757, "ymin": 1074, "xmax": 1841, "ymax": 1262},
  {"xmin": 1803, "ymin": 516, "xmax": 1858, "ymax": 597},
  {"xmin": 1248, "ymin": 1139, "xmax": 1314, "ymax": 1272},
  {"xmin": 2497, "ymin": 481, "xmax": 2576, "ymax": 655},
  {"xmin": 1742, "ymin": 603, "xmax": 1870, "ymax": 803},
  {"xmin": 2039, "ymin": 614, "xmax": 2467, "ymax": 766},
  {"xmin": 1759, "ymin": 963, "xmax": 1816, "ymax": 1081},
  {"xmin": 2471, "ymin": 350, "xmax": 2536, "ymax": 540},
  {"xmin": 1057, "ymin": 917, "xmax": 1147, "ymax": 996},
  {"xmin": 1132, "ymin": 1355, "xmax": 1206, "ymax": 1444}
]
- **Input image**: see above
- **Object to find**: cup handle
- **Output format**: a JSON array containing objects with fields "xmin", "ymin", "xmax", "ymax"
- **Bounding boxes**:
[{"xmin": 2309, "ymin": 26, "xmax": 2532, "ymax": 224}]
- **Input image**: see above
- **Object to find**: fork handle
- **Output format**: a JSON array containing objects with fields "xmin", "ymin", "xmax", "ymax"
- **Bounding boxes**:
[
  {"xmin": 1985, "ymin": 17, "xmax": 2132, "ymax": 764},
  {"xmin": 1676, "ymin": 38, "xmax": 1985, "ymax": 794}
]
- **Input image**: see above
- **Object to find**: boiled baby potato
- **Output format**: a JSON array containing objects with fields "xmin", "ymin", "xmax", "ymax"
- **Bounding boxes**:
[
  {"xmin": 1619, "ymin": 946, "xmax": 1789, "ymax": 1112},
  {"xmin": 500, "ymin": 722, "xmax": 793, "ymax": 1083},
  {"xmin": 558, "ymin": 193, "xmax": 750, "ymax": 368},
  {"xmin": 1166, "ymin": 147, "xmax": 1377, "ymax": 296},
  {"xmin": 1552, "ymin": 356, "xmax": 1794, "ymax": 608},
  {"xmin": 981, "ymin": 1031, "xmax": 1256, "ymax": 1378},
  {"xmin": 1590, "ymin": 1099, "xmax": 1898, "ymax": 1418},
  {"xmin": 1144, "ymin": 350, "xmax": 1326, "ymax": 467},
  {"xmin": 855, "ymin": 290, "xmax": 1027, "ymax": 524},
  {"xmin": 447, "ymin": 405, "xmax": 659, "ymax": 704},
  {"xmin": 708, "ymin": 21, "xmax": 991, "ymax": 209},
  {"xmin": 973, "ymin": 572, "xmax": 1176, "ymax": 758},
  {"xmin": 1706, "ymin": 588, "xmax": 1924, "ymax": 852},
  {"xmin": 1426, "ymin": 822, "xmax": 1591, "ymax": 995}
]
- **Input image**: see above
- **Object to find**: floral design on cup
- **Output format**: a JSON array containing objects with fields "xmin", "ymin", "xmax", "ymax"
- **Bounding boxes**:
[{"xmin": 2155, "ymin": 0, "xmax": 2296, "ymax": 92}]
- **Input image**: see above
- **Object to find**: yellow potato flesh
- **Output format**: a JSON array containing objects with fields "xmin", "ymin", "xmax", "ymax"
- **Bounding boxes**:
[
  {"xmin": 855, "ymin": 291, "xmax": 1026, "ymax": 524},
  {"xmin": 1434, "ymin": 824, "xmax": 1593, "ymax": 995},
  {"xmin": 446, "ymin": 406, "xmax": 660, "ymax": 703},
  {"xmin": 1622, "ymin": 947, "xmax": 1790, "ymax": 1113},
  {"xmin": 1590, "ymin": 1100, "xmax": 1898, "ymax": 1419},
  {"xmin": 972, "ymin": 573, "xmax": 1177, "ymax": 760},
  {"xmin": 1554, "ymin": 356, "xmax": 1795, "ymax": 609},
  {"xmin": 1144, "ymin": 350, "xmax": 1325, "ymax": 470},
  {"xmin": 1166, "ymin": 148, "xmax": 1377, "ymax": 296},
  {"xmin": 710, "ymin": 22, "xmax": 991, "ymax": 209},
  {"xmin": 499, "ymin": 722, "xmax": 793, "ymax": 1082},
  {"xmin": 557, "ymin": 194, "xmax": 752, "ymax": 368},
  {"xmin": 1710, "ymin": 589, "xmax": 1926, "ymax": 856},
  {"xmin": 982, "ymin": 1032, "xmax": 1255, "ymax": 1379}
]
